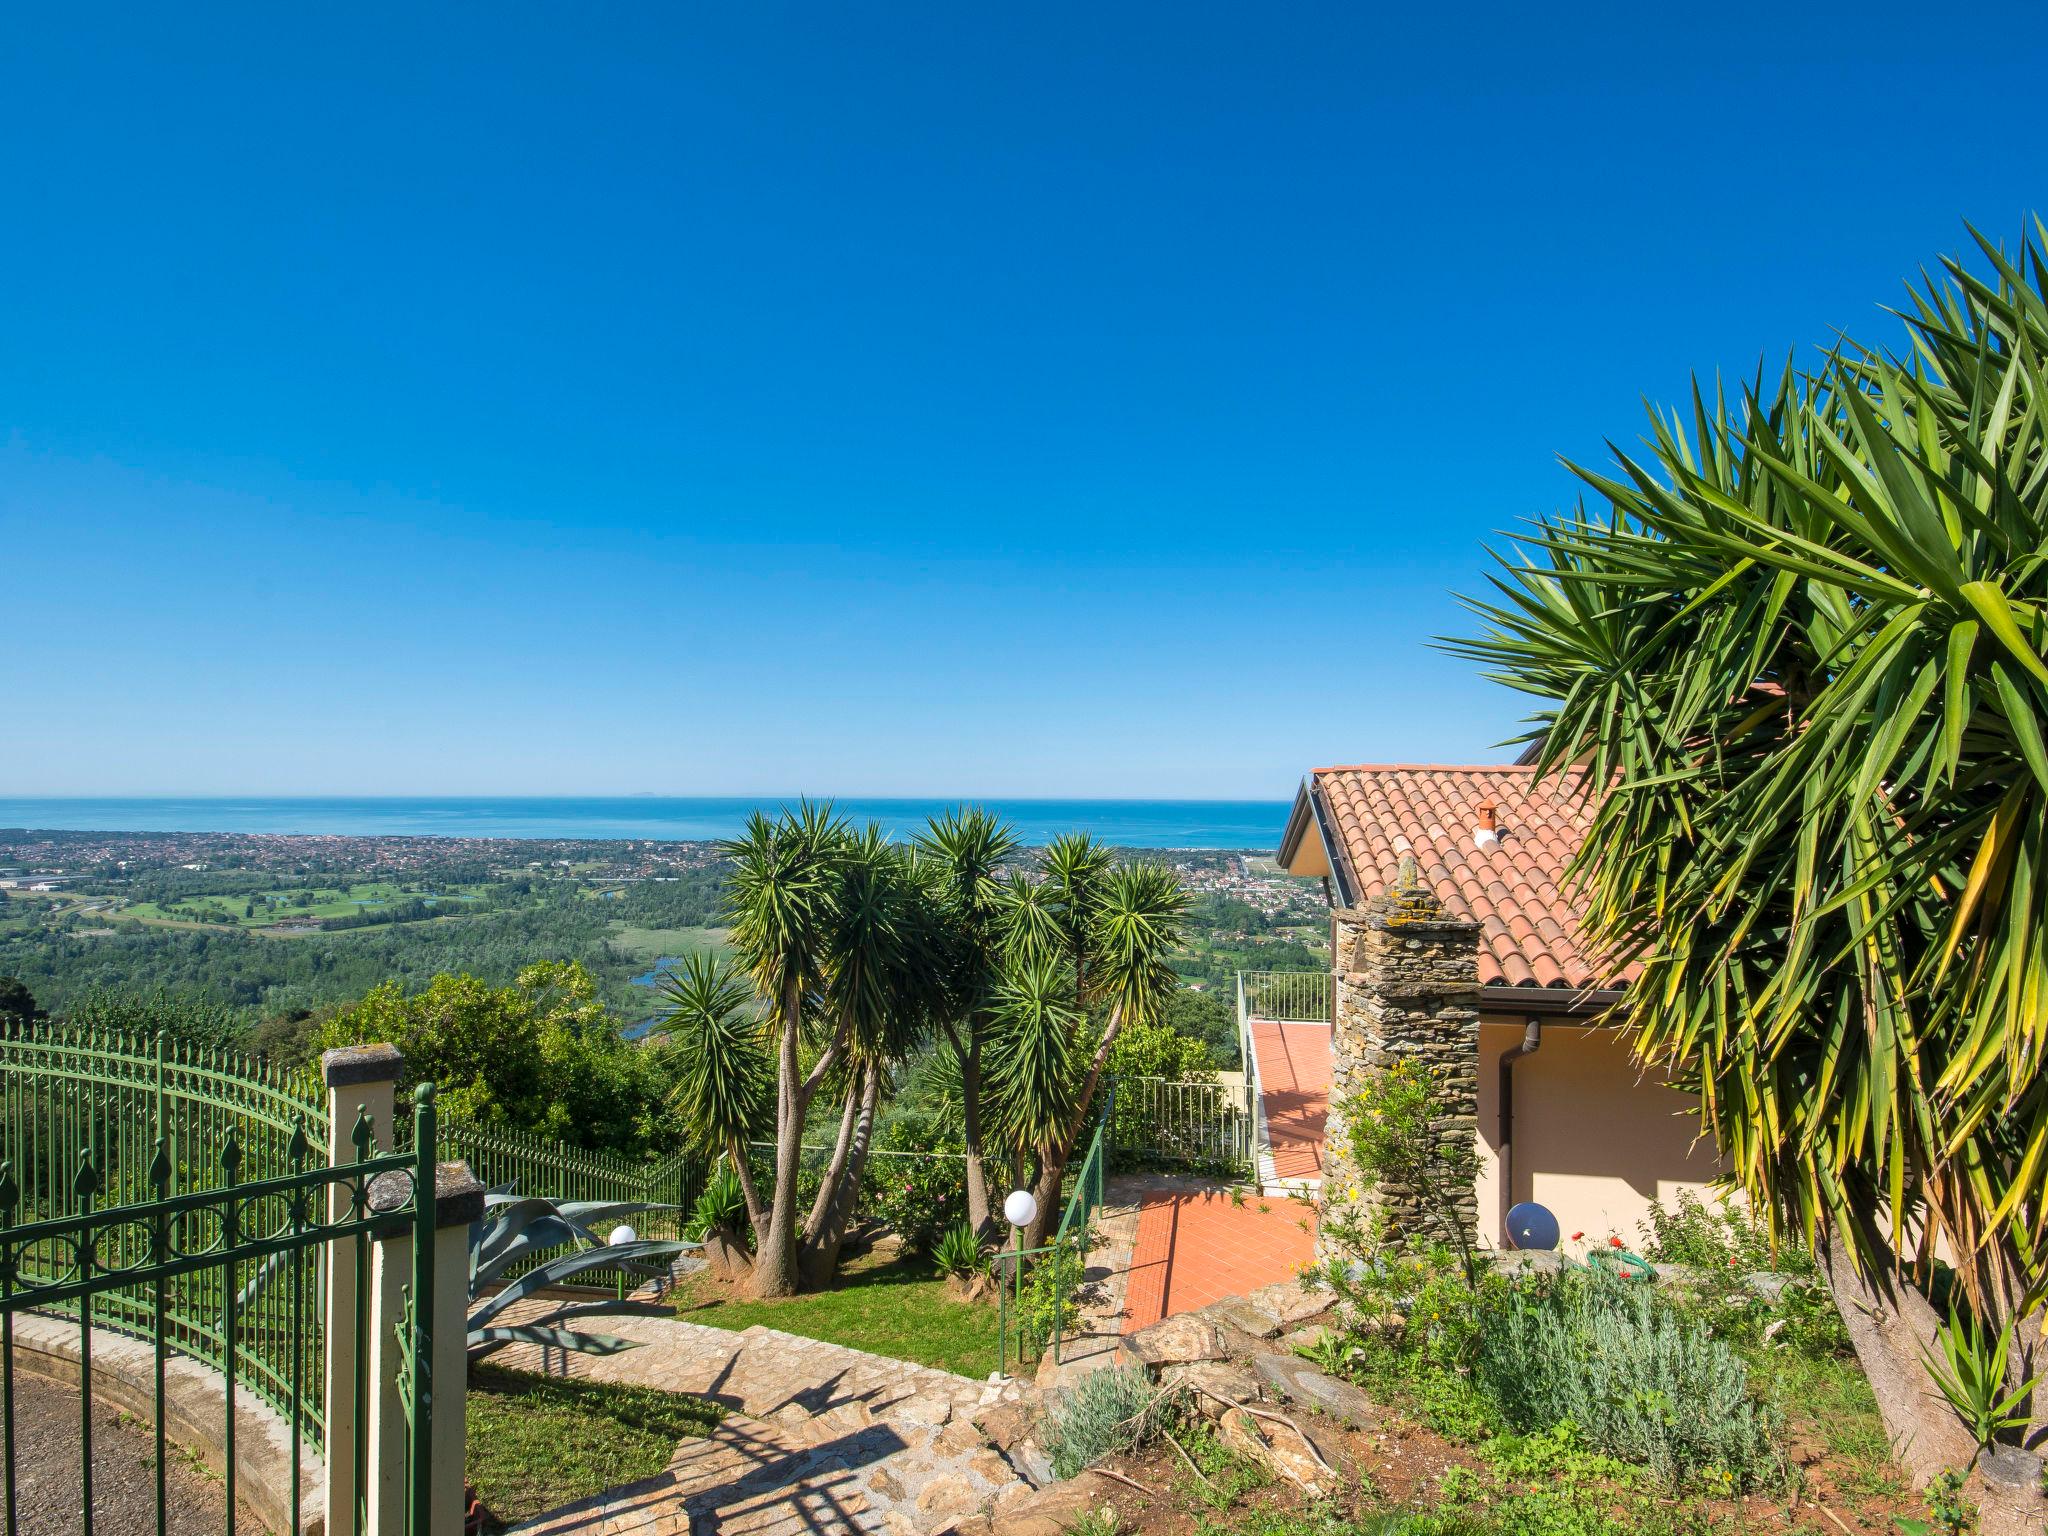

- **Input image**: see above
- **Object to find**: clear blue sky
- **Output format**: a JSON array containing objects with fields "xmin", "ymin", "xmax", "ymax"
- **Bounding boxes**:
[{"xmin": 5, "ymin": 4, "xmax": 2043, "ymax": 799}]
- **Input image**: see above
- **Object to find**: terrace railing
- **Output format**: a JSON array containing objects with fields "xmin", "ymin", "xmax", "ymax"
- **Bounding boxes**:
[
  {"xmin": 1239, "ymin": 968, "xmax": 1333, "ymax": 1023},
  {"xmin": 1107, "ymin": 1075, "xmax": 1253, "ymax": 1173}
]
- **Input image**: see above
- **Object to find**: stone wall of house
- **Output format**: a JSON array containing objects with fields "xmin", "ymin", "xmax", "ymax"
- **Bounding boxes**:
[{"xmin": 1315, "ymin": 862, "xmax": 1483, "ymax": 1266}]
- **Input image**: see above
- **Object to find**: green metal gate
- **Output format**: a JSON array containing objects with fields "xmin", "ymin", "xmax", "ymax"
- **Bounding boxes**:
[{"xmin": 0, "ymin": 1066, "xmax": 442, "ymax": 1536}]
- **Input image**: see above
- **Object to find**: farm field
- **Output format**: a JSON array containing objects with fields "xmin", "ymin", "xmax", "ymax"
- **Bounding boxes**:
[{"xmin": 120, "ymin": 881, "xmax": 479, "ymax": 930}]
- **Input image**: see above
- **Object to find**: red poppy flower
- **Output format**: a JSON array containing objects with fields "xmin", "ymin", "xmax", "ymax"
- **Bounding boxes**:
[
  {"xmin": 1609, "ymin": 1236, "xmax": 1624, "ymax": 1248},
  {"xmin": 1569, "ymin": 1231, "xmax": 1584, "ymax": 1242}
]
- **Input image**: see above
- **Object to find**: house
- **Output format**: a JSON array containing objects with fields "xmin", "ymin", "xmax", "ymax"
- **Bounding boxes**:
[{"xmin": 1275, "ymin": 762, "xmax": 1722, "ymax": 1249}]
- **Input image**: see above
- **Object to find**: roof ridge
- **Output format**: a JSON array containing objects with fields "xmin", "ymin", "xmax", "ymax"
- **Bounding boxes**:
[{"xmin": 1311, "ymin": 762, "xmax": 1549, "ymax": 775}]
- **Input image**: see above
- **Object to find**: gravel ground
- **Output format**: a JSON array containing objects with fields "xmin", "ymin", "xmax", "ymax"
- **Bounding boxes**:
[{"xmin": 9, "ymin": 1373, "xmax": 228, "ymax": 1535}]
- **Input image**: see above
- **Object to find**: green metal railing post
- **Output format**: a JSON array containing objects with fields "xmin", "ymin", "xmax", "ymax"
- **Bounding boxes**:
[
  {"xmin": 0, "ymin": 1162, "xmax": 15, "ymax": 1536},
  {"xmin": 75, "ymin": 1147, "xmax": 99, "ymax": 1536},
  {"xmin": 409, "ymin": 1084, "xmax": 436, "ymax": 1536}
]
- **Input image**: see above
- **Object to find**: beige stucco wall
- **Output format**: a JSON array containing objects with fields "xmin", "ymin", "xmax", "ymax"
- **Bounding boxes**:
[{"xmin": 1473, "ymin": 1016, "xmax": 1724, "ymax": 1250}]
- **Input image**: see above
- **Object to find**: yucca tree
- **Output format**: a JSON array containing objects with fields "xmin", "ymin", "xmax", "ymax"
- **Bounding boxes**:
[
  {"xmin": 723, "ymin": 802, "xmax": 851, "ymax": 1296},
  {"xmin": 652, "ymin": 952, "xmax": 771, "ymax": 1234},
  {"xmin": 914, "ymin": 807, "xmax": 1021, "ymax": 1234},
  {"xmin": 798, "ymin": 828, "xmax": 942, "ymax": 1283},
  {"xmin": 1452, "ymin": 222, "xmax": 2048, "ymax": 1513},
  {"xmin": 994, "ymin": 857, "xmax": 1188, "ymax": 1249}
]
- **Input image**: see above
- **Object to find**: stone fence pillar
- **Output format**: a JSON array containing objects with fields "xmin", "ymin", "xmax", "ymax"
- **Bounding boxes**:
[
  {"xmin": 1316, "ymin": 864, "xmax": 1483, "ymax": 1267},
  {"xmin": 323, "ymin": 1044, "xmax": 402, "ymax": 1536}
]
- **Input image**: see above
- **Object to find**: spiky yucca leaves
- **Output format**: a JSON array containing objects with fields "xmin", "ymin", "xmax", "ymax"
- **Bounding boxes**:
[
  {"xmin": 1452, "ymin": 224, "xmax": 2048, "ymax": 1342},
  {"xmin": 654, "ymin": 954, "xmax": 770, "ymax": 1231},
  {"xmin": 656, "ymin": 954, "xmax": 767, "ymax": 1149},
  {"xmin": 723, "ymin": 801, "xmax": 848, "ymax": 1036},
  {"xmin": 989, "ymin": 957, "xmax": 1085, "ymax": 1155},
  {"xmin": 913, "ymin": 807, "xmax": 1021, "ymax": 1232},
  {"xmin": 1089, "ymin": 863, "xmax": 1192, "ymax": 1036}
]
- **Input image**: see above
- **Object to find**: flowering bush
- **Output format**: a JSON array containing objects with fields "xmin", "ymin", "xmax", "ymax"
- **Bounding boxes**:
[{"xmin": 858, "ymin": 1113, "xmax": 968, "ymax": 1256}]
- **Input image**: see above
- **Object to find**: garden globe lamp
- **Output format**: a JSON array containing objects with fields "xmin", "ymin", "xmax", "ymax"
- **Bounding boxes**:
[
  {"xmin": 1003, "ymin": 1189, "xmax": 1037, "ymax": 1231},
  {"xmin": 607, "ymin": 1223, "xmax": 639, "ymax": 1300}
]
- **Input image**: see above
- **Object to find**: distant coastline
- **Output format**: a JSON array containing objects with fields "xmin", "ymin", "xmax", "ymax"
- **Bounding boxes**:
[{"xmin": 0, "ymin": 796, "xmax": 1292, "ymax": 850}]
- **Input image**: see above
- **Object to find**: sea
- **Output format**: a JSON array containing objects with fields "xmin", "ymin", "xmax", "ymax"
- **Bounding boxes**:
[{"xmin": 0, "ymin": 796, "xmax": 1292, "ymax": 850}]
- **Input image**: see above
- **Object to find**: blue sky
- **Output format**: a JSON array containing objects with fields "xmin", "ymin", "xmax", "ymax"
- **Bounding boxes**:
[{"xmin": 5, "ymin": 3, "xmax": 2044, "ymax": 799}]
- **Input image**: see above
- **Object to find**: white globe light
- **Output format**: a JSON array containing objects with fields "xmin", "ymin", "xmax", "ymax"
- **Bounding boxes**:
[
  {"xmin": 608, "ymin": 1224, "xmax": 638, "ymax": 1247},
  {"xmin": 1003, "ymin": 1190, "xmax": 1038, "ymax": 1228}
]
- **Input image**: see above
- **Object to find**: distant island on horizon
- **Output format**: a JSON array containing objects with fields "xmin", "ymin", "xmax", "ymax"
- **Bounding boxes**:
[{"xmin": 0, "ymin": 794, "xmax": 1295, "ymax": 850}]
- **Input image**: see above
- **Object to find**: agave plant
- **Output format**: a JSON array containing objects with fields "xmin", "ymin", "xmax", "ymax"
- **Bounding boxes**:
[{"xmin": 466, "ymin": 1191, "xmax": 694, "ymax": 1361}]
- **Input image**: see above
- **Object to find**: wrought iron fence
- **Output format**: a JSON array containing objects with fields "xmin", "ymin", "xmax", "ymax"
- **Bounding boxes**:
[
  {"xmin": 1106, "ymin": 1076, "xmax": 1253, "ymax": 1172},
  {"xmin": 0, "ymin": 1079, "xmax": 438, "ymax": 1536},
  {"xmin": 0, "ymin": 1024, "xmax": 710, "ymax": 1451},
  {"xmin": 1239, "ymin": 968, "xmax": 1333, "ymax": 1023},
  {"xmin": 0, "ymin": 1027, "xmax": 334, "ymax": 1454}
]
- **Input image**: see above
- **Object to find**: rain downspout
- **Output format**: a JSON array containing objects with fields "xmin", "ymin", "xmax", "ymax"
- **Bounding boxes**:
[{"xmin": 1497, "ymin": 1017, "xmax": 1541, "ymax": 1242}]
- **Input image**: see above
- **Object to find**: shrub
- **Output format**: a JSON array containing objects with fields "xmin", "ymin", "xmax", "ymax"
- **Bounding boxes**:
[
  {"xmin": 933, "ymin": 1221, "xmax": 986, "ymax": 1279},
  {"xmin": 685, "ymin": 1165, "xmax": 750, "ymax": 1245},
  {"xmin": 1040, "ymin": 1365, "xmax": 1162, "ymax": 1479},
  {"xmin": 858, "ymin": 1114, "xmax": 968, "ymax": 1256},
  {"xmin": 1637, "ymin": 1191, "xmax": 1785, "ymax": 1274},
  {"xmin": 1474, "ymin": 1267, "xmax": 1779, "ymax": 1490},
  {"xmin": 1637, "ymin": 1193, "xmax": 1847, "ymax": 1360}
]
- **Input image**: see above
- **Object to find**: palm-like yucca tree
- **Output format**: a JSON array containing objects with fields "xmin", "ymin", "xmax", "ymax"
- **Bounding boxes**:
[
  {"xmin": 1451, "ymin": 222, "xmax": 2048, "ymax": 1506},
  {"xmin": 995, "ymin": 858, "xmax": 1188, "ymax": 1248},
  {"xmin": 798, "ymin": 829, "xmax": 942, "ymax": 1282},
  {"xmin": 722, "ymin": 801, "xmax": 851, "ymax": 1296},
  {"xmin": 652, "ymin": 952, "xmax": 770, "ymax": 1233},
  {"xmin": 915, "ymin": 807, "xmax": 1021, "ymax": 1232}
]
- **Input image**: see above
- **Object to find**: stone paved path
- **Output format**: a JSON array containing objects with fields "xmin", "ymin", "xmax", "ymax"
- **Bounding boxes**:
[{"xmin": 498, "ymin": 1308, "xmax": 1033, "ymax": 1536}]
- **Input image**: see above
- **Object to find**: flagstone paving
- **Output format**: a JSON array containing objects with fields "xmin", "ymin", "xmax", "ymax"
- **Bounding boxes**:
[{"xmin": 497, "ymin": 1308, "xmax": 1033, "ymax": 1536}]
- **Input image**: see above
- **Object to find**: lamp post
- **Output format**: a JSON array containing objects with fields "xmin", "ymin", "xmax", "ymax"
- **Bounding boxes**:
[{"xmin": 609, "ymin": 1223, "xmax": 638, "ymax": 1300}]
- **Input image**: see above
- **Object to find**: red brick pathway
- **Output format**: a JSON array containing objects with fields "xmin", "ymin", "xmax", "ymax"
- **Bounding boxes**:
[
  {"xmin": 1251, "ymin": 1020, "xmax": 1331, "ymax": 1181},
  {"xmin": 1121, "ymin": 1190, "xmax": 1318, "ymax": 1333}
]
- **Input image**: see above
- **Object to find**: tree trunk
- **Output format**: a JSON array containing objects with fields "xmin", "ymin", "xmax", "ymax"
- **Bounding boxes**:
[
  {"xmin": 728, "ymin": 1135, "xmax": 768, "ymax": 1245},
  {"xmin": 801, "ymin": 1064, "xmax": 882, "ymax": 1286},
  {"xmin": 803, "ymin": 1074, "xmax": 863, "ymax": 1244},
  {"xmin": 1020, "ymin": 1146, "xmax": 1064, "ymax": 1253},
  {"xmin": 1820, "ymin": 1232, "xmax": 1979, "ymax": 1486},
  {"xmin": 959, "ymin": 1031, "xmax": 992, "ymax": 1235},
  {"xmin": 751, "ymin": 990, "xmax": 808, "ymax": 1298}
]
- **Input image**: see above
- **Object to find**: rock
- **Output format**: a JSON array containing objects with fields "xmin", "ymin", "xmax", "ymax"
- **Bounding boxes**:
[
  {"xmin": 973, "ymin": 1401, "xmax": 1036, "ymax": 1455},
  {"xmin": 1253, "ymin": 1355, "xmax": 1379, "ymax": 1426},
  {"xmin": 1121, "ymin": 1313, "xmax": 1228, "ymax": 1367},
  {"xmin": 1159, "ymin": 1358, "xmax": 1259, "ymax": 1413},
  {"xmin": 1218, "ymin": 1406, "xmax": 1331, "ymax": 1496},
  {"xmin": 988, "ymin": 1471, "xmax": 1127, "ymax": 1536},
  {"xmin": 915, "ymin": 1475, "xmax": 982, "ymax": 1524},
  {"xmin": 1203, "ymin": 1296, "xmax": 1286, "ymax": 1340},
  {"xmin": 1283, "ymin": 1324, "xmax": 1333, "ymax": 1356},
  {"xmin": 865, "ymin": 1467, "xmax": 907, "ymax": 1501},
  {"xmin": 1248, "ymin": 1279, "xmax": 1340, "ymax": 1327}
]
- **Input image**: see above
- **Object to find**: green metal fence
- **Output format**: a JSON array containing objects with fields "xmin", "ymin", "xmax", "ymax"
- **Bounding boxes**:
[
  {"xmin": 0, "ymin": 1023, "xmax": 708, "ymax": 1459},
  {"xmin": 1239, "ymin": 968, "xmax": 1333, "ymax": 1023},
  {"xmin": 997, "ymin": 1117, "xmax": 1109, "ymax": 1374},
  {"xmin": 0, "ymin": 1076, "xmax": 439, "ymax": 1536},
  {"xmin": 1106, "ymin": 1076, "xmax": 1253, "ymax": 1173},
  {"xmin": 0, "ymin": 1027, "xmax": 334, "ymax": 1453}
]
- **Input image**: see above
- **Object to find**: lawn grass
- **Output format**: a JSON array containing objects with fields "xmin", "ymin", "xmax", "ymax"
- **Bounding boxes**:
[
  {"xmin": 465, "ymin": 1364, "xmax": 724, "ymax": 1529},
  {"xmin": 672, "ymin": 1246, "xmax": 1000, "ymax": 1378}
]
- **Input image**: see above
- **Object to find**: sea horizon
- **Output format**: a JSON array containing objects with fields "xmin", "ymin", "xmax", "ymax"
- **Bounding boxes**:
[{"xmin": 0, "ymin": 795, "xmax": 1294, "ymax": 850}]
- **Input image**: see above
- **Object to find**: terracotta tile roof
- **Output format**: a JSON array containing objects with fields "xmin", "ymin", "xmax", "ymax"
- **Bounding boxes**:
[{"xmin": 1310, "ymin": 764, "xmax": 1612, "ymax": 991}]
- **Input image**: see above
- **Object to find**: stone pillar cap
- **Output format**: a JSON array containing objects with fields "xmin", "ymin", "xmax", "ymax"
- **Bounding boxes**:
[
  {"xmin": 322, "ymin": 1042, "xmax": 403, "ymax": 1088},
  {"xmin": 368, "ymin": 1160, "xmax": 487, "ymax": 1229}
]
